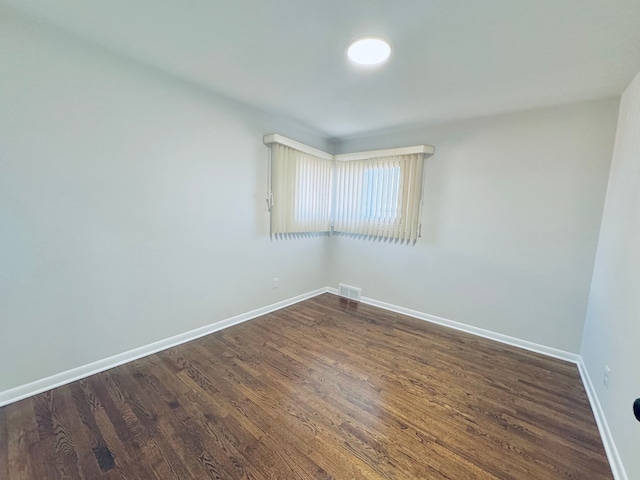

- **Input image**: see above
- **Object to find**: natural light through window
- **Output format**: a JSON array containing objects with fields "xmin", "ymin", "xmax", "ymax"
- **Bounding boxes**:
[
  {"xmin": 361, "ymin": 166, "xmax": 401, "ymax": 222},
  {"xmin": 264, "ymin": 134, "xmax": 434, "ymax": 243}
]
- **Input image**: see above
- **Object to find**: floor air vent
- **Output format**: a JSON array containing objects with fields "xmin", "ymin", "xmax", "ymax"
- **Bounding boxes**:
[{"xmin": 338, "ymin": 284, "xmax": 362, "ymax": 302}]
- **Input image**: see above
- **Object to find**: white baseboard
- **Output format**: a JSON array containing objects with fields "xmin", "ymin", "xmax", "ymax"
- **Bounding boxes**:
[
  {"xmin": 0, "ymin": 287, "xmax": 329, "ymax": 408},
  {"xmin": 577, "ymin": 360, "xmax": 628, "ymax": 480},
  {"xmin": 327, "ymin": 288, "xmax": 626, "ymax": 480},
  {"xmin": 327, "ymin": 288, "xmax": 579, "ymax": 363}
]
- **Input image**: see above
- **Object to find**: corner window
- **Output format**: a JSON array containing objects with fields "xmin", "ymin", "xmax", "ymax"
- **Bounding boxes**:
[{"xmin": 265, "ymin": 134, "xmax": 433, "ymax": 243}]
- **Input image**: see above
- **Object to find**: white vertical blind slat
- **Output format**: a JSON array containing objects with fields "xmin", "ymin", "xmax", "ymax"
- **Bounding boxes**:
[{"xmin": 349, "ymin": 161, "xmax": 357, "ymax": 234}]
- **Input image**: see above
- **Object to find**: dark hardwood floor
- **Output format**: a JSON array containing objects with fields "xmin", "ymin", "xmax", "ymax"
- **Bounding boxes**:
[{"xmin": 1, "ymin": 293, "xmax": 612, "ymax": 479}]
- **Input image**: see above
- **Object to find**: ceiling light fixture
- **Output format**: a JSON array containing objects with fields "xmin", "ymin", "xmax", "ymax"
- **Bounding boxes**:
[{"xmin": 347, "ymin": 37, "xmax": 391, "ymax": 66}]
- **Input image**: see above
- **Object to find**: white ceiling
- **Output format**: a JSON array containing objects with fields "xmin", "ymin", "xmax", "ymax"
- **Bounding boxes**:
[{"xmin": 4, "ymin": 0, "xmax": 640, "ymax": 138}]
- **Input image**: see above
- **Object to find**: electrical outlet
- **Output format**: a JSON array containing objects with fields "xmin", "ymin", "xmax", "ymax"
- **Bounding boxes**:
[
  {"xmin": 603, "ymin": 365, "xmax": 611, "ymax": 388},
  {"xmin": 273, "ymin": 277, "xmax": 279, "ymax": 288}
]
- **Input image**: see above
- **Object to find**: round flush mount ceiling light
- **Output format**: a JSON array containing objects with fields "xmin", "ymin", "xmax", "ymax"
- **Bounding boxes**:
[{"xmin": 347, "ymin": 37, "xmax": 391, "ymax": 66}]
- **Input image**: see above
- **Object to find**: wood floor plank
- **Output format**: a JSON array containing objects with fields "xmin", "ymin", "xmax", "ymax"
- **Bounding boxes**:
[
  {"xmin": 69, "ymin": 382, "xmax": 116, "ymax": 474},
  {"xmin": 31, "ymin": 393, "xmax": 63, "ymax": 479},
  {"xmin": 6, "ymin": 402, "xmax": 38, "ymax": 480},
  {"xmin": 86, "ymin": 374, "xmax": 162, "ymax": 479},
  {"xmin": 1, "ymin": 294, "xmax": 613, "ymax": 479},
  {"xmin": 0, "ymin": 405, "xmax": 9, "ymax": 480},
  {"xmin": 53, "ymin": 386, "xmax": 104, "ymax": 479}
]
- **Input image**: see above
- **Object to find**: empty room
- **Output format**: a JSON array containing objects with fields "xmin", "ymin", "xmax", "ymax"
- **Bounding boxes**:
[{"xmin": 1, "ymin": 1, "xmax": 639, "ymax": 479}]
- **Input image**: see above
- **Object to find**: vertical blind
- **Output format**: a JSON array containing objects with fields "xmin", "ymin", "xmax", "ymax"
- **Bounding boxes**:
[
  {"xmin": 334, "ymin": 153, "xmax": 425, "ymax": 242},
  {"xmin": 270, "ymin": 143, "xmax": 333, "ymax": 234},
  {"xmin": 266, "ymin": 135, "xmax": 433, "ymax": 242}
]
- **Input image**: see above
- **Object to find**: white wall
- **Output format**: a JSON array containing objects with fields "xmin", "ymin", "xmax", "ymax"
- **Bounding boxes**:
[
  {"xmin": 0, "ymin": 8, "xmax": 628, "ymax": 446},
  {"xmin": 331, "ymin": 100, "xmax": 618, "ymax": 353},
  {"xmin": 581, "ymin": 70, "xmax": 640, "ymax": 480},
  {"xmin": 0, "ymin": 10, "xmax": 331, "ymax": 392}
]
